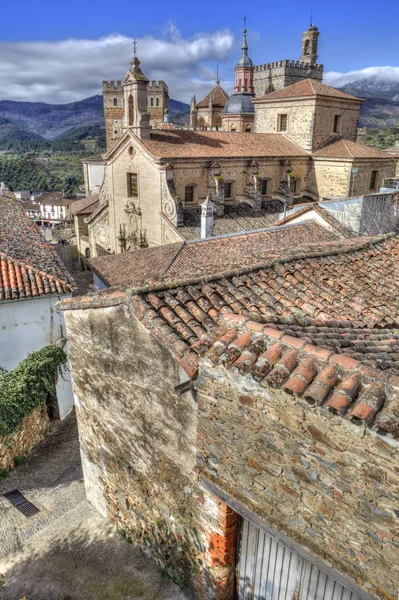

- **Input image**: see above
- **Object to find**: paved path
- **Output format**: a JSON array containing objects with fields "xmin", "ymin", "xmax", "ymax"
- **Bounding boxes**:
[{"xmin": 0, "ymin": 413, "xmax": 190, "ymax": 600}]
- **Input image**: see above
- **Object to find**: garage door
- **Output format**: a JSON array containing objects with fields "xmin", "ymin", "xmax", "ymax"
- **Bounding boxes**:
[{"xmin": 237, "ymin": 519, "xmax": 363, "ymax": 600}]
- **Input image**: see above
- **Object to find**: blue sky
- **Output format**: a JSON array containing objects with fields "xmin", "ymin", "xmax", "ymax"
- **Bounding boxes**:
[{"xmin": 1, "ymin": 0, "xmax": 398, "ymax": 103}]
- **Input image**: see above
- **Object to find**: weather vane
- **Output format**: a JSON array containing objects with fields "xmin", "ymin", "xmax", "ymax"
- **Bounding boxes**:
[{"xmin": 244, "ymin": 15, "xmax": 247, "ymax": 31}]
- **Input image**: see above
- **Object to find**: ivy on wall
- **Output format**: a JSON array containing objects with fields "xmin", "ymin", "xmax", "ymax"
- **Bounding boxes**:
[{"xmin": 0, "ymin": 346, "xmax": 67, "ymax": 436}]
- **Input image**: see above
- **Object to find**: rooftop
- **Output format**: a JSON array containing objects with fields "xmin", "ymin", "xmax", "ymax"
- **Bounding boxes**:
[
  {"xmin": 0, "ymin": 195, "xmax": 73, "ymax": 294},
  {"xmin": 177, "ymin": 200, "xmax": 285, "ymax": 240},
  {"xmin": 274, "ymin": 203, "xmax": 354, "ymax": 237},
  {"xmin": 70, "ymin": 194, "xmax": 100, "ymax": 216},
  {"xmin": 141, "ymin": 130, "xmax": 308, "ymax": 160},
  {"xmin": 253, "ymin": 79, "xmax": 363, "ymax": 103},
  {"xmin": 38, "ymin": 192, "xmax": 79, "ymax": 206},
  {"xmin": 88, "ymin": 220, "xmax": 340, "ymax": 288},
  {"xmin": 313, "ymin": 139, "xmax": 388, "ymax": 160},
  {"xmin": 197, "ymin": 83, "xmax": 230, "ymax": 108}
]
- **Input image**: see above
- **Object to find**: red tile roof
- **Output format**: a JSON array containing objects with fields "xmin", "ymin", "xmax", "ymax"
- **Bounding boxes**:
[
  {"xmin": 0, "ymin": 195, "xmax": 73, "ymax": 299},
  {"xmin": 38, "ymin": 192, "xmax": 78, "ymax": 206},
  {"xmin": 199, "ymin": 314, "xmax": 399, "ymax": 439},
  {"xmin": 254, "ymin": 79, "xmax": 363, "ymax": 102},
  {"xmin": 70, "ymin": 194, "xmax": 100, "ymax": 216},
  {"xmin": 275, "ymin": 204, "xmax": 354, "ymax": 237},
  {"xmin": 87, "ymin": 221, "xmax": 339, "ymax": 288},
  {"xmin": 141, "ymin": 130, "xmax": 308, "ymax": 160},
  {"xmin": 0, "ymin": 253, "xmax": 70, "ymax": 300},
  {"xmin": 197, "ymin": 84, "xmax": 230, "ymax": 108},
  {"xmin": 313, "ymin": 139, "xmax": 387, "ymax": 159}
]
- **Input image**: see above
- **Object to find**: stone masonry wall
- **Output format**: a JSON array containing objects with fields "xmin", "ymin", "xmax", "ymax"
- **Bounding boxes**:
[
  {"xmin": 64, "ymin": 300, "xmax": 238, "ymax": 600},
  {"xmin": 196, "ymin": 360, "xmax": 399, "ymax": 600},
  {"xmin": 0, "ymin": 403, "xmax": 49, "ymax": 470}
]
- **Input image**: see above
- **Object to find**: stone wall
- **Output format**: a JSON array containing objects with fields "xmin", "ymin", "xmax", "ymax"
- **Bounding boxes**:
[
  {"xmin": 196, "ymin": 359, "xmax": 399, "ymax": 600},
  {"xmin": 63, "ymin": 299, "xmax": 238, "ymax": 599},
  {"xmin": 0, "ymin": 403, "xmax": 49, "ymax": 471},
  {"xmin": 253, "ymin": 61, "xmax": 323, "ymax": 97}
]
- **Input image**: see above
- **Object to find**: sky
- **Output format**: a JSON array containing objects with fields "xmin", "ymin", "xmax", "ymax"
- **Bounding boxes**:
[{"xmin": 0, "ymin": 0, "xmax": 398, "ymax": 104}]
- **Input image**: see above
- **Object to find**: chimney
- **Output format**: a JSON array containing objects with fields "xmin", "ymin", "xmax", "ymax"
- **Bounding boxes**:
[{"xmin": 201, "ymin": 195, "xmax": 215, "ymax": 239}]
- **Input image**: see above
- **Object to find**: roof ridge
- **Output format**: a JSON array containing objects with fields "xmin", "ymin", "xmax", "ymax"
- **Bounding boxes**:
[
  {"xmin": 124, "ymin": 233, "xmax": 394, "ymax": 295},
  {"xmin": 0, "ymin": 252, "xmax": 71, "ymax": 285}
]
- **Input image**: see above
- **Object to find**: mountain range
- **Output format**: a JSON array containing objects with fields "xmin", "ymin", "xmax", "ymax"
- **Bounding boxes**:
[{"xmin": 0, "ymin": 78, "xmax": 398, "ymax": 145}]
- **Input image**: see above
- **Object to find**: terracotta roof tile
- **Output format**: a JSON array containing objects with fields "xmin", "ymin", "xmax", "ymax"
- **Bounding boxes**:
[
  {"xmin": 313, "ymin": 139, "xmax": 387, "ymax": 159},
  {"xmin": 87, "ymin": 221, "xmax": 339, "ymax": 288},
  {"xmin": 141, "ymin": 130, "xmax": 308, "ymax": 160},
  {"xmin": 197, "ymin": 83, "xmax": 230, "ymax": 108},
  {"xmin": 70, "ymin": 194, "xmax": 100, "ymax": 216},
  {"xmin": 275, "ymin": 204, "xmax": 354, "ymax": 237},
  {"xmin": 254, "ymin": 79, "xmax": 363, "ymax": 102}
]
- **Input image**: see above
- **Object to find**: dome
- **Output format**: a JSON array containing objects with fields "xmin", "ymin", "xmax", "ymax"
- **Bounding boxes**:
[
  {"xmin": 236, "ymin": 54, "xmax": 253, "ymax": 67},
  {"xmin": 223, "ymin": 93, "xmax": 254, "ymax": 115}
]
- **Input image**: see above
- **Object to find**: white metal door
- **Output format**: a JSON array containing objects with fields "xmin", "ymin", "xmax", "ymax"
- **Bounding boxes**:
[{"xmin": 237, "ymin": 519, "xmax": 363, "ymax": 600}]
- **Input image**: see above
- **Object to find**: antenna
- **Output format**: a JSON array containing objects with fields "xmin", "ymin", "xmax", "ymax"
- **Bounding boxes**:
[{"xmin": 310, "ymin": 6, "xmax": 314, "ymax": 26}]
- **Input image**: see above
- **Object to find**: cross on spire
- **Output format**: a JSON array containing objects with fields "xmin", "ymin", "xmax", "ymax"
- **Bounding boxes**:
[
  {"xmin": 243, "ymin": 14, "xmax": 247, "ymax": 31},
  {"xmin": 216, "ymin": 64, "xmax": 220, "ymax": 85},
  {"xmin": 132, "ymin": 38, "xmax": 137, "ymax": 57}
]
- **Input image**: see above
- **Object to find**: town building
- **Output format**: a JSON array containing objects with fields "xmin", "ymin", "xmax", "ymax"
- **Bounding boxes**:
[
  {"xmin": 62, "ymin": 231, "xmax": 399, "ymax": 600},
  {"xmin": 21, "ymin": 192, "xmax": 79, "ymax": 226},
  {"xmin": 189, "ymin": 79, "xmax": 230, "ymax": 131},
  {"xmin": 0, "ymin": 194, "xmax": 75, "ymax": 420}
]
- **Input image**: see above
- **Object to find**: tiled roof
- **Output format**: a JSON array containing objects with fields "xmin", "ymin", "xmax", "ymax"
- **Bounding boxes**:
[
  {"xmin": 275, "ymin": 204, "xmax": 354, "ymax": 237},
  {"xmin": 70, "ymin": 194, "xmax": 100, "ymax": 216},
  {"xmin": 199, "ymin": 314, "xmax": 399, "ymax": 439},
  {"xmin": 254, "ymin": 79, "xmax": 363, "ymax": 102},
  {"xmin": 177, "ymin": 200, "xmax": 285, "ymax": 240},
  {"xmin": 38, "ymin": 192, "xmax": 78, "ymax": 206},
  {"xmin": 87, "ymin": 221, "xmax": 339, "ymax": 287},
  {"xmin": 141, "ymin": 130, "xmax": 308, "ymax": 160},
  {"xmin": 313, "ymin": 139, "xmax": 387, "ymax": 159},
  {"xmin": 197, "ymin": 84, "xmax": 230, "ymax": 108},
  {"xmin": 0, "ymin": 253, "xmax": 71, "ymax": 300},
  {"xmin": 0, "ymin": 196, "xmax": 73, "ymax": 288}
]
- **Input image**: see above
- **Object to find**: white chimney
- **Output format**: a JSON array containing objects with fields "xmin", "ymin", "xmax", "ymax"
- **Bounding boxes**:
[{"xmin": 201, "ymin": 195, "xmax": 215, "ymax": 239}]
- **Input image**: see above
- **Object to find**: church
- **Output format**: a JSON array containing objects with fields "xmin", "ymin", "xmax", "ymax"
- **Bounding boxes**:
[{"xmin": 79, "ymin": 24, "xmax": 395, "ymax": 260}]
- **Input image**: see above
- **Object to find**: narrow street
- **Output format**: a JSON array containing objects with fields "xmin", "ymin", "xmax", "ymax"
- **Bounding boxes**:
[{"xmin": 0, "ymin": 413, "xmax": 189, "ymax": 600}]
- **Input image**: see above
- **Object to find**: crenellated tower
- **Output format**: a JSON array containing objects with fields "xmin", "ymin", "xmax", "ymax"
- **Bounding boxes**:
[
  {"xmin": 147, "ymin": 81, "xmax": 169, "ymax": 128},
  {"xmin": 102, "ymin": 80, "xmax": 124, "ymax": 151}
]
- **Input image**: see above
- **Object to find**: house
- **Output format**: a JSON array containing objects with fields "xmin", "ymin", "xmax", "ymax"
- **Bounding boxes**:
[
  {"xmin": 0, "ymin": 195, "xmax": 75, "ymax": 419},
  {"xmin": 62, "ymin": 231, "xmax": 399, "ymax": 600},
  {"xmin": 70, "ymin": 194, "xmax": 100, "ymax": 267},
  {"xmin": 37, "ymin": 192, "xmax": 79, "ymax": 224}
]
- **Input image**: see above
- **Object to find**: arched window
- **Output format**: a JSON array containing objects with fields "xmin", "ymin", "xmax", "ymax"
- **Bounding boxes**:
[
  {"xmin": 231, "ymin": 126, "xmax": 237, "ymax": 132},
  {"xmin": 156, "ymin": 98, "xmax": 159, "ymax": 106},
  {"xmin": 85, "ymin": 247, "xmax": 91, "ymax": 258},
  {"xmin": 198, "ymin": 117, "xmax": 206, "ymax": 130},
  {"xmin": 113, "ymin": 98, "xmax": 118, "ymax": 106},
  {"xmin": 128, "ymin": 95, "xmax": 134, "ymax": 126},
  {"xmin": 151, "ymin": 98, "xmax": 154, "ymax": 107},
  {"xmin": 304, "ymin": 39, "xmax": 310, "ymax": 55}
]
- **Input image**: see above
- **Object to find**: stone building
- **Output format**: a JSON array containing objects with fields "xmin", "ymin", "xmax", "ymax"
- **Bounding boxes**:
[
  {"xmin": 253, "ymin": 23, "xmax": 323, "ymax": 97},
  {"xmin": 190, "ymin": 80, "xmax": 230, "ymax": 131},
  {"xmin": 62, "ymin": 231, "xmax": 399, "ymax": 600},
  {"xmin": 103, "ymin": 59, "xmax": 169, "ymax": 151}
]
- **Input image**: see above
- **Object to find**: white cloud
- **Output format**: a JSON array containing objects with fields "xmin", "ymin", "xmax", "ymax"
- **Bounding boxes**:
[
  {"xmin": 324, "ymin": 66, "xmax": 399, "ymax": 88},
  {"xmin": 0, "ymin": 26, "xmax": 235, "ymax": 104}
]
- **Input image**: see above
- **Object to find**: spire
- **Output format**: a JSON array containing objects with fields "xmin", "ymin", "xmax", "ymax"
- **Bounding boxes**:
[{"xmin": 237, "ymin": 17, "xmax": 252, "ymax": 67}]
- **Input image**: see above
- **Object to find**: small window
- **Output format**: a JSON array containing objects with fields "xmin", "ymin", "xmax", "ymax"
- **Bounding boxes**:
[
  {"xmin": 245, "ymin": 127, "xmax": 252, "ymax": 133},
  {"xmin": 185, "ymin": 186, "xmax": 195, "ymax": 203},
  {"xmin": 261, "ymin": 179, "xmax": 268, "ymax": 197},
  {"xmin": 128, "ymin": 173, "xmax": 138, "ymax": 198},
  {"xmin": 156, "ymin": 98, "xmax": 159, "ymax": 107},
  {"xmin": 278, "ymin": 114, "xmax": 288, "ymax": 132},
  {"xmin": 113, "ymin": 98, "xmax": 118, "ymax": 107},
  {"xmin": 224, "ymin": 182, "xmax": 233, "ymax": 199},
  {"xmin": 231, "ymin": 126, "xmax": 237, "ymax": 132},
  {"xmin": 85, "ymin": 248, "xmax": 90, "ymax": 258},
  {"xmin": 333, "ymin": 115, "xmax": 342, "ymax": 134},
  {"xmin": 370, "ymin": 170, "xmax": 378, "ymax": 190},
  {"xmin": 151, "ymin": 98, "xmax": 154, "ymax": 107}
]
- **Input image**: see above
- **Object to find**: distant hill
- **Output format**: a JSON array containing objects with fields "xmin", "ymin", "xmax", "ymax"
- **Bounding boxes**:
[
  {"xmin": 338, "ymin": 79, "xmax": 399, "ymax": 129},
  {"xmin": 0, "ymin": 95, "xmax": 190, "ymax": 141},
  {"xmin": 0, "ymin": 116, "xmax": 45, "ymax": 143}
]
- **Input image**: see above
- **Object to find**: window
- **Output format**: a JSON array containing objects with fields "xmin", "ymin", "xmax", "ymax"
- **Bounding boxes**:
[
  {"xmin": 303, "ymin": 39, "xmax": 310, "ymax": 56},
  {"xmin": 261, "ymin": 179, "xmax": 268, "ymax": 197},
  {"xmin": 151, "ymin": 98, "xmax": 154, "ymax": 107},
  {"xmin": 278, "ymin": 114, "xmax": 288, "ymax": 132},
  {"xmin": 370, "ymin": 170, "xmax": 378, "ymax": 190},
  {"xmin": 128, "ymin": 173, "xmax": 138, "ymax": 198},
  {"xmin": 224, "ymin": 182, "xmax": 233, "ymax": 199},
  {"xmin": 156, "ymin": 98, "xmax": 159, "ymax": 107},
  {"xmin": 333, "ymin": 115, "xmax": 342, "ymax": 134},
  {"xmin": 245, "ymin": 127, "xmax": 252, "ymax": 133},
  {"xmin": 51, "ymin": 205, "xmax": 55, "ymax": 213},
  {"xmin": 231, "ymin": 126, "xmax": 237, "ymax": 132},
  {"xmin": 85, "ymin": 248, "xmax": 91, "ymax": 258},
  {"xmin": 128, "ymin": 95, "xmax": 134, "ymax": 126},
  {"xmin": 113, "ymin": 98, "xmax": 118, "ymax": 107},
  {"xmin": 185, "ymin": 185, "xmax": 195, "ymax": 203}
]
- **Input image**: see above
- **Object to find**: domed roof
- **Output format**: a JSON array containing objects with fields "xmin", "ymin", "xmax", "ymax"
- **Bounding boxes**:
[
  {"xmin": 237, "ymin": 54, "xmax": 253, "ymax": 67},
  {"xmin": 223, "ymin": 93, "xmax": 254, "ymax": 115}
]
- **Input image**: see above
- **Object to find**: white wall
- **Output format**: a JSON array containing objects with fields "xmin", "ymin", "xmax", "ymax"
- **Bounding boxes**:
[
  {"xmin": 88, "ymin": 164, "xmax": 105, "ymax": 194},
  {"xmin": 0, "ymin": 295, "xmax": 74, "ymax": 419}
]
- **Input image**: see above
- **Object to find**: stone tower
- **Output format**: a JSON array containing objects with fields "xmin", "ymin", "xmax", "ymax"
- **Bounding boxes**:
[
  {"xmin": 147, "ymin": 81, "xmax": 169, "ymax": 128},
  {"xmin": 121, "ymin": 53, "xmax": 151, "ymax": 140},
  {"xmin": 300, "ymin": 23, "xmax": 320, "ymax": 65},
  {"xmin": 102, "ymin": 80, "xmax": 124, "ymax": 151}
]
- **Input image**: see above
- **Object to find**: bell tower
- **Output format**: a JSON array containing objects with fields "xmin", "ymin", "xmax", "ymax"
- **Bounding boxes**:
[
  {"xmin": 300, "ymin": 22, "xmax": 320, "ymax": 65},
  {"xmin": 121, "ymin": 43, "xmax": 151, "ymax": 140},
  {"xmin": 234, "ymin": 21, "xmax": 255, "ymax": 93}
]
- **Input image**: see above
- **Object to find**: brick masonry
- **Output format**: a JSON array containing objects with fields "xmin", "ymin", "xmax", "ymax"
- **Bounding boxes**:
[{"xmin": 0, "ymin": 403, "xmax": 49, "ymax": 471}]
